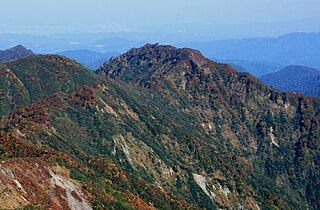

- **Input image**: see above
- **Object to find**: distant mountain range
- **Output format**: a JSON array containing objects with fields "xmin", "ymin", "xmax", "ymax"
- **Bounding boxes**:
[
  {"xmin": 55, "ymin": 38, "xmax": 146, "ymax": 70},
  {"xmin": 178, "ymin": 32, "xmax": 320, "ymax": 71},
  {"xmin": 56, "ymin": 50, "xmax": 119, "ymax": 70},
  {"xmin": 0, "ymin": 33, "xmax": 145, "ymax": 54},
  {"xmin": 2, "ymin": 32, "xmax": 320, "ymax": 77},
  {"xmin": 214, "ymin": 59, "xmax": 283, "ymax": 77},
  {"xmin": 259, "ymin": 65, "xmax": 320, "ymax": 97},
  {"xmin": 0, "ymin": 45, "xmax": 34, "ymax": 62}
]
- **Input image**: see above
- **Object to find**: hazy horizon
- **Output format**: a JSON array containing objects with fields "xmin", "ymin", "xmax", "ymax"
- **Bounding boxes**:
[
  {"xmin": 1, "ymin": 0, "xmax": 320, "ymax": 55},
  {"xmin": 1, "ymin": 0, "xmax": 320, "ymax": 41}
]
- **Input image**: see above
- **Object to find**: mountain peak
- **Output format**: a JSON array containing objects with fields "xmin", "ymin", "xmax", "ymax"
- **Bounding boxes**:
[
  {"xmin": 0, "ymin": 45, "xmax": 34, "ymax": 62},
  {"xmin": 132, "ymin": 43, "xmax": 205, "ymax": 58},
  {"xmin": 97, "ymin": 43, "xmax": 234, "ymax": 88},
  {"xmin": 108, "ymin": 43, "xmax": 206, "ymax": 65},
  {"xmin": 9, "ymin": 44, "xmax": 28, "ymax": 51}
]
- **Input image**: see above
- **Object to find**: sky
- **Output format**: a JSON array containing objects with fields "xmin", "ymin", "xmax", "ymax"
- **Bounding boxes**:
[
  {"xmin": 0, "ymin": 0, "xmax": 319, "ymax": 44},
  {"xmin": 1, "ymin": 0, "xmax": 320, "ymax": 29}
]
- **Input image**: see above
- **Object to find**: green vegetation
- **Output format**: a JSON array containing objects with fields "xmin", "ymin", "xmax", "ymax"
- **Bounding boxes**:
[{"xmin": 0, "ymin": 44, "xmax": 320, "ymax": 209}]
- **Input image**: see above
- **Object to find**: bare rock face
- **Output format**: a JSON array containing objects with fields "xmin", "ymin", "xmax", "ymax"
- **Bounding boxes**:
[{"xmin": 0, "ymin": 158, "xmax": 91, "ymax": 210}]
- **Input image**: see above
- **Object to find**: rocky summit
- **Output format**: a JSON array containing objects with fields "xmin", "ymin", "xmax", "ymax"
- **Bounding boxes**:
[{"xmin": 0, "ymin": 44, "xmax": 319, "ymax": 209}]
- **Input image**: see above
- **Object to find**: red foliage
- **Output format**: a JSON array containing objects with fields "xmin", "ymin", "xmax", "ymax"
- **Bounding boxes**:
[{"xmin": 68, "ymin": 85, "xmax": 97, "ymax": 107}]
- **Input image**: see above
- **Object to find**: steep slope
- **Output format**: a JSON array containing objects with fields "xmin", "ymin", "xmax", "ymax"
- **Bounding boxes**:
[
  {"xmin": 0, "ymin": 86, "xmax": 192, "ymax": 209},
  {"xmin": 0, "ymin": 158, "xmax": 92, "ymax": 209},
  {"xmin": 0, "ymin": 66, "xmax": 31, "ymax": 117},
  {"xmin": 259, "ymin": 65, "xmax": 320, "ymax": 97},
  {"xmin": 0, "ymin": 45, "xmax": 34, "ymax": 62},
  {"xmin": 98, "ymin": 44, "xmax": 320, "ymax": 209},
  {"xmin": 1, "ymin": 44, "xmax": 320, "ymax": 209},
  {"xmin": 0, "ymin": 54, "xmax": 98, "ymax": 116},
  {"xmin": 0, "ymin": 54, "xmax": 196, "ymax": 209}
]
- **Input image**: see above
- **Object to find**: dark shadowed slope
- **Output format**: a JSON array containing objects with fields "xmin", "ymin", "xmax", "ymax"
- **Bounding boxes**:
[
  {"xmin": 0, "ymin": 45, "xmax": 34, "ymax": 62},
  {"xmin": 214, "ymin": 58, "xmax": 283, "ymax": 77},
  {"xmin": 260, "ymin": 65, "xmax": 320, "ymax": 97}
]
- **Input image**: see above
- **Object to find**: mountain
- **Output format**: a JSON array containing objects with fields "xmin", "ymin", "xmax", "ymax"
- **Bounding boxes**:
[
  {"xmin": 0, "ymin": 54, "xmax": 98, "ymax": 117},
  {"xmin": 0, "ymin": 53, "xmax": 196, "ymax": 209},
  {"xmin": 0, "ymin": 45, "xmax": 34, "ymax": 62},
  {"xmin": 214, "ymin": 59, "xmax": 283, "ymax": 77},
  {"xmin": 1, "ymin": 44, "xmax": 320, "ymax": 209},
  {"xmin": 177, "ymin": 32, "xmax": 320, "ymax": 70},
  {"xmin": 0, "ymin": 33, "xmax": 147, "ymax": 54},
  {"xmin": 56, "ymin": 50, "xmax": 119, "ymax": 70},
  {"xmin": 259, "ymin": 65, "xmax": 320, "ymax": 97},
  {"xmin": 98, "ymin": 44, "xmax": 320, "ymax": 209}
]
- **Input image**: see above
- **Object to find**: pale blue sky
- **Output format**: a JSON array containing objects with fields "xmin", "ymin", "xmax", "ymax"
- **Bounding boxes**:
[{"xmin": 1, "ymin": 0, "xmax": 320, "ymax": 25}]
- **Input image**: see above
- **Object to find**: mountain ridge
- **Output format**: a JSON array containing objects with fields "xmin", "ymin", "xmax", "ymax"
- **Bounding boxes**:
[
  {"xmin": 0, "ymin": 44, "xmax": 320, "ymax": 209},
  {"xmin": 56, "ymin": 49, "xmax": 119, "ymax": 70},
  {"xmin": 99, "ymin": 44, "xmax": 320, "ymax": 209},
  {"xmin": 0, "ymin": 54, "xmax": 98, "ymax": 117},
  {"xmin": 0, "ymin": 45, "xmax": 34, "ymax": 63},
  {"xmin": 259, "ymin": 65, "xmax": 320, "ymax": 97},
  {"xmin": 177, "ymin": 32, "xmax": 320, "ymax": 70}
]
